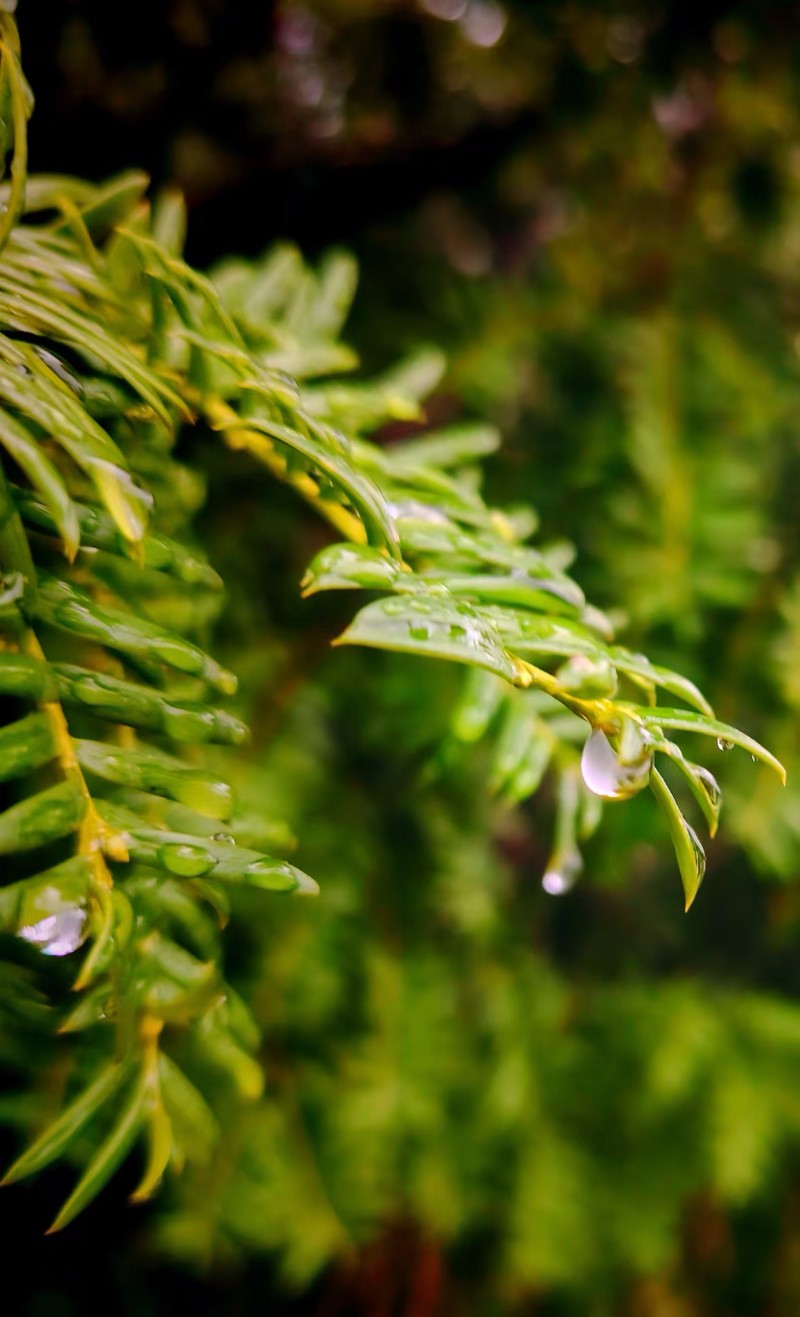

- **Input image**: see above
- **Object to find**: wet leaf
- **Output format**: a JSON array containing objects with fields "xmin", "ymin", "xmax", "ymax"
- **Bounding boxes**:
[
  {"xmin": 334, "ymin": 593, "xmax": 524, "ymax": 684},
  {"xmin": 654, "ymin": 740, "xmax": 723, "ymax": 835},
  {"xmin": 53, "ymin": 665, "xmax": 248, "ymax": 744},
  {"xmin": 0, "ymin": 710, "xmax": 56, "ymax": 780},
  {"xmin": 14, "ymin": 489, "xmax": 222, "ymax": 588},
  {"xmin": 75, "ymin": 739, "xmax": 234, "ymax": 819},
  {"xmin": 609, "ymin": 648, "xmax": 713, "ymax": 715},
  {"xmin": 0, "ymin": 413, "xmax": 80, "ymax": 558},
  {"xmin": 217, "ymin": 410, "xmax": 399, "ymax": 553},
  {"xmin": 637, "ymin": 708, "xmax": 786, "ymax": 782},
  {"xmin": 301, "ymin": 541, "xmax": 407, "ymax": 595},
  {"xmin": 650, "ymin": 768, "xmax": 707, "ymax": 911},
  {"xmin": 34, "ymin": 574, "xmax": 236, "ymax": 693},
  {"xmin": 0, "ymin": 779, "xmax": 86, "ymax": 854}
]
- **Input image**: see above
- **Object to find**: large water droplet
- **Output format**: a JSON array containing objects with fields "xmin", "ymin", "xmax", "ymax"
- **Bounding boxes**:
[
  {"xmin": 245, "ymin": 859, "xmax": 298, "ymax": 891},
  {"xmin": 163, "ymin": 706, "xmax": 208, "ymax": 741},
  {"xmin": 178, "ymin": 778, "xmax": 235, "ymax": 819},
  {"xmin": 160, "ymin": 842, "xmax": 217, "ymax": 877},
  {"xmin": 19, "ymin": 908, "xmax": 87, "ymax": 957},
  {"xmin": 581, "ymin": 728, "xmax": 652, "ymax": 800},
  {"xmin": 542, "ymin": 847, "xmax": 583, "ymax": 896},
  {"xmin": 716, "ymin": 737, "xmax": 734, "ymax": 752}
]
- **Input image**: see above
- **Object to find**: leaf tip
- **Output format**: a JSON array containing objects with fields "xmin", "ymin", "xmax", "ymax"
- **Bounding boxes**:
[{"xmin": 129, "ymin": 1182, "xmax": 161, "ymax": 1205}]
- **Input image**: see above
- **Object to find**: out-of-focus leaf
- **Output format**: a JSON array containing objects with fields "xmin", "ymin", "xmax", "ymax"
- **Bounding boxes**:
[
  {"xmin": 75, "ymin": 739, "xmax": 234, "ymax": 820},
  {"xmin": 0, "ymin": 710, "xmax": 55, "ymax": 779},
  {"xmin": 0, "ymin": 412, "xmax": 80, "ymax": 558},
  {"xmin": 0, "ymin": 780, "xmax": 86, "ymax": 854},
  {"xmin": 2, "ymin": 1058, "xmax": 134, "ymax": 1185},
  {"xmin": 33, "ymin": 574, "xmax": 236, "ymax": 693},
  {"xmin": 14, "ymin": 489, "xmax": 223, "ymax": 588},
  {"xmin": 48, "ymin": 1069, "xmax": 148, "ymax": 1232},
  {"xmin": 52, "ymin": 665, "xmax": 248, "ymax": 744}
]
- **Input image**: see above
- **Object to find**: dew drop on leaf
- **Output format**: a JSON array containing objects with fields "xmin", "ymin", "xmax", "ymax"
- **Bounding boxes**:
[
  {"xmin": 160, "ymin": 842, "xmax": 217, "ymax": 877},
  {"xmin": 18, "ymin": 909, "xmax": 87, "ymax": 957},
  {"xmin": 580, "ymin": 728, "xmax": 652, "ymax": 800},
  {"xmin": 717, "ymin": 737, "xmax": 735, "ymax": 751}
]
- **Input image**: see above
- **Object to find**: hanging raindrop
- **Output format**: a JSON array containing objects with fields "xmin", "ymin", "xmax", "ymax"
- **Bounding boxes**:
[
  {"xmin": 18, "ymin": 908, "xmax": 87, "ymax": 957},
  {"xmin": 542, "ymin": 847, "xmax": 583, "ymax": 896},
  {"xmin": 581, "ymin": 727, "xmax": 652, "ymax": 800}
]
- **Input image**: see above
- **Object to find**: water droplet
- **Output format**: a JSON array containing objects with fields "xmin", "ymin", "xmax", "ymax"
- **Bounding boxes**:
[
  {"xmin": 581, "ymin": 728, "xmax": 652, "ymax": 800},
  {"xmin": 693, "ymin": 765, "xmax": 722, "ymax": 810},
  {"xmin": 19, "ymin": 908, "xmax": 87, "ymax": 957},
  {"xmin": 245, "ymin": 859, "xmax": 298, "ymax": 891},
  {"xmin": 542, "ymin": 847, "xmax": 583, "ymax": 896},
  {"xmin": 212, "ymin": 832, "xmax": 236, "ymax": 846},
  {"xmin": 717, "ymin": 737, "xmax": 735, "ymax": 752},
  {"xmin": 178, "ymin": 778, "xmax": 235, "ymax": 819},
  {"xmin": 683, "ymin": 821, "xmax": 707, "ymax": 909},
  {"xmin": 160, "ymin": 842, "xmax": 217, "ymax": 877}
]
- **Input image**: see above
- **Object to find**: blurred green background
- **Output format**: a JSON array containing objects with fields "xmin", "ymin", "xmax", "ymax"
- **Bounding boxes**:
[{"xmin": 6, "ymin": 2, "xmax": 800, "ymax": 1313}]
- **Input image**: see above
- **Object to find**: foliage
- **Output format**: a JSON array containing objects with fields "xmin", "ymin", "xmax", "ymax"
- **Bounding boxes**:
[{"xmin": 0, "ymin": 7, "xmax": 797, "ymax": 1316}]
